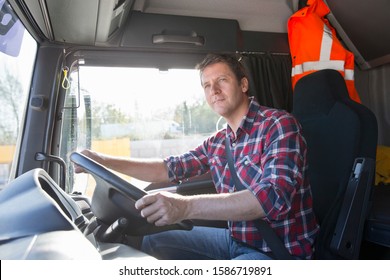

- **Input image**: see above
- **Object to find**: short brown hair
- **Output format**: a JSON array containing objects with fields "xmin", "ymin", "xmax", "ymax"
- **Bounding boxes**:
[{"xmin": 196, "ymin": 53, "xmax": 247, "ymax": 84}]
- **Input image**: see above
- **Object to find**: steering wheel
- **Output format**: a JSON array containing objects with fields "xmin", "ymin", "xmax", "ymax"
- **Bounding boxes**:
[{"xmin": 70, "ymin": 152, "xmax": 193, "ymax": 236}]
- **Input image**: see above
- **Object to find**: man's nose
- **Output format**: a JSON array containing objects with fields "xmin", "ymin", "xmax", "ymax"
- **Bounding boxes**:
[{"xmin": 210, "ymin": 83, "xmax": 221, "ymax": 94}]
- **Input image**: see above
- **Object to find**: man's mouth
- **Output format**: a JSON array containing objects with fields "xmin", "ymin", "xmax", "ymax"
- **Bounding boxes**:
[{"xmin": 213, "ymin": 98, "xmax": 224, "ymax": 104}]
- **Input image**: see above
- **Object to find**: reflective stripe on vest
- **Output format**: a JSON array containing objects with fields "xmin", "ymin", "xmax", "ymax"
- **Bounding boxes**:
[
  {"xmin": 320, "ymin": 24, "xmax": 332, "ymax": 61},
  {"xmin": 292, "ymin": 61, "xmax": 354, "ymax": 81},
  {"xmin": 344, "ymin": 69, "xmax": 354, "ymax": 81},
  {"xmin": 292, "ymin": 60, "xmax": 344, "ymax": 75}
]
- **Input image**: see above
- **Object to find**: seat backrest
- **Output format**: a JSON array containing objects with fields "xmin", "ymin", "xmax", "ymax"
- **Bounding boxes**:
[{"xmin": 292, "ymin": 69, "xmax": 378, "ymax": 259}]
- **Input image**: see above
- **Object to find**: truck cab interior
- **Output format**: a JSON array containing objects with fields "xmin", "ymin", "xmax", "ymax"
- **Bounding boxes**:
[{"xmin": 0, "ymin": 0, "xmax": 389, "ymax": 260}]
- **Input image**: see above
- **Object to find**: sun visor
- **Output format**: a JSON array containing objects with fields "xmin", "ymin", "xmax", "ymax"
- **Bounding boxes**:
[
  {"xmin": 119, "ymin": 11, "xmax": 240, "ymax": 52},
  {"xmin": 23, "ymin": 0, "xmax": 133, "ymax": 45}
]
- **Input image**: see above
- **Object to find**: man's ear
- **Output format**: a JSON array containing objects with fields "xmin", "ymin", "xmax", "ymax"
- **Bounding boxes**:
[{"xmin": 240, "ymin": 77, "xmax": 249, "ymax": 94}]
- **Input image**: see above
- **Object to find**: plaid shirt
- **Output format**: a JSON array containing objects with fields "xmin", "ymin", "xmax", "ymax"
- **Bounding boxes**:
[{"xmin": 165, "ymin": 98, "xmax": 319, "ymax": 259}]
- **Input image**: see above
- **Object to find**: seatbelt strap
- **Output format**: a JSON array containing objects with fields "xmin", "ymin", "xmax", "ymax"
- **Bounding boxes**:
[{"xmin": 225, "ymin": 135, "xmax": 294, "ymax": 260}]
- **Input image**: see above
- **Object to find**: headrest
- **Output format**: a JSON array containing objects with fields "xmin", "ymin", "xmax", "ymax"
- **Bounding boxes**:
[{"xmin": 293, "ymin": 70, "xmax": 350, "ymax": 116}]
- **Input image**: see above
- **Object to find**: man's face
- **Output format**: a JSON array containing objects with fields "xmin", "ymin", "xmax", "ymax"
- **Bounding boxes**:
[{"xmin": 201, "ymin": 62, "xmax": 248, "ymax": 119}]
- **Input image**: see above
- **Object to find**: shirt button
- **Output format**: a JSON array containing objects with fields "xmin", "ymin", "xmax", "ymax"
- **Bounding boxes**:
[
  {"xmin": 244, "ymin": 160, "xmax": 249, "ymax": 165},
  {"xmin": 232, "ymin": 143, "xmax": 236, "ymax": 147}
]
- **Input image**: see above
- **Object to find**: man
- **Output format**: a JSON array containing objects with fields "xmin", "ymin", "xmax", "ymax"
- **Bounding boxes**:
[{"xmin": 76, "ymin": 53, "xmax": 319, "ymax": 259}]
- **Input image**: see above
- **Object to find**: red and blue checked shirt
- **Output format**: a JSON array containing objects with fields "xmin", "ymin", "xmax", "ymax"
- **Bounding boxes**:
[{"xmin": 165, "ymin": 98, "xmax": 319, "ymax": 259}]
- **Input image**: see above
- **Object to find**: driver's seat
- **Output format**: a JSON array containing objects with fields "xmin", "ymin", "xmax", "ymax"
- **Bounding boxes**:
[{"xmin": 292, "ymin": 69, "xmax": 378, "ymax": 259}]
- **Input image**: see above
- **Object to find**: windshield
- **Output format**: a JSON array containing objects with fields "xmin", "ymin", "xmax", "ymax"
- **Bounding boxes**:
[{"xmin": 61, "ymin": 65, "xmax": 222, "ymax": 195}]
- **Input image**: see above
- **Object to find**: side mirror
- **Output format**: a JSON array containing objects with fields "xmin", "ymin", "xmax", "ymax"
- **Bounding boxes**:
[{"xmin": 0, "ymin": 0, "xmax": 25, "ymax": 57}]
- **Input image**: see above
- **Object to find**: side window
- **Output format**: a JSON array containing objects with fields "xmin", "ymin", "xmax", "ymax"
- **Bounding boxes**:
[
  {"xmin": 60, "ymin": 66, "xmax": 221, "ymax": 195},
  {"xmin": 0, "ymin": 0, "xmax": 37, "ymax": 189}
]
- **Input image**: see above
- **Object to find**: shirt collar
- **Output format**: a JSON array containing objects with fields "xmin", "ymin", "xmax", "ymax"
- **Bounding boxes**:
[{"xmin": 226, "ymin": 97, "xmax": 259, "ymax": 139}]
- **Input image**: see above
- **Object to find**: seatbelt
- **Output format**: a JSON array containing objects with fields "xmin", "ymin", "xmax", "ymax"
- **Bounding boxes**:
[{"xmin": 225, "ymin": 135, "xmax": 294, "ymax": 260}]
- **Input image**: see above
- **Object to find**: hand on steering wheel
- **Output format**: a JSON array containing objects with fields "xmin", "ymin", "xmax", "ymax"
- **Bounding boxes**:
[{"xmin": 70, "ymin": 152, "xmax": 193, "ymax": 236}]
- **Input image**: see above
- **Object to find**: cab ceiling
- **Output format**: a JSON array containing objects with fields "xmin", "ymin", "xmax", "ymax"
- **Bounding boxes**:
[
  {"xmin": 22, "ymin": 0, "xmax": 295, "ymax": 44},
  {"xmin": 16, "ymin": 0, "xmax": 390, "ymax": 69},
  {"xmin": 134, "ymin": 0, "xmax": 295, "ymax": 33}
]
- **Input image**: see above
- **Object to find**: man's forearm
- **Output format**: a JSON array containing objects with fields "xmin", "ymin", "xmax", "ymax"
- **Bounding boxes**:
[
  {"xmin": 81, "ymin": 150, "xmax": 170, "ymax": 182},
  {"xmin": 186, "ymin": 189, "xmax": 265, "ymax": 221}
]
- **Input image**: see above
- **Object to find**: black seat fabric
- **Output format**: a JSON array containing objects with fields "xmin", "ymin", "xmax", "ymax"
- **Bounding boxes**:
[{"xmin": 292, "ymin": 69, "xmax": 378, "ymax": 259}]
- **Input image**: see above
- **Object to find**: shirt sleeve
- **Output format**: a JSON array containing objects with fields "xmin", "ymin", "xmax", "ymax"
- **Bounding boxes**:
[
  {"xmin": 250, "ymin": 114, "xmax": 307, "ymax": 221},
  {"xmin": 164, "ymin": 139, "xmax": 211, "ymax": 182}
]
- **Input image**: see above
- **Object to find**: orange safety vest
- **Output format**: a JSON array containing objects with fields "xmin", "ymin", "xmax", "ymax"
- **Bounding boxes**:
[{"xmin": 287, "ymin": 0, "xmax": 361, "ymax": 103}]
